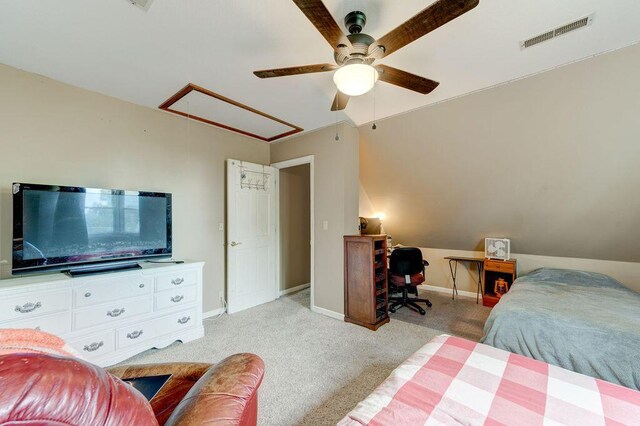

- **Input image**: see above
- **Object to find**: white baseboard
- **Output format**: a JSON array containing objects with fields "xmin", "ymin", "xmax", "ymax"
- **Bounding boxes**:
[
  {"xmin": 279, "ymin": 283, "xmax": 310, "ymax": 297},
  {"xmin": 311, "ymin": 305, "xmax": 344, "ymax": 321},
  {"xmin": 420, "ymin": 284, "xmax": 478, "ymax": 299},
  {"xmin": 203, "ymin": 308, "xmax": 226, "ymax": 319}
]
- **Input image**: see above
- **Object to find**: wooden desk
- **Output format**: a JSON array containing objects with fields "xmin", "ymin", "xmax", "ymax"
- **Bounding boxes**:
[{"xmin": 444, "ymin": 256, "xmax": 484, "ymax": 303}]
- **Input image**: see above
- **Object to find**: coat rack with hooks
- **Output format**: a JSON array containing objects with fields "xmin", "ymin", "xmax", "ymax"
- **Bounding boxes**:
[{"xmin": 239, "ymin": 165, "xmax": 270, "ymax": 191}]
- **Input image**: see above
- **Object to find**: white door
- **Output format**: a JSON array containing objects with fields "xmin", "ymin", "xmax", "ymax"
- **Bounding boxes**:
[{"xmin": 226, "ymin": 159, "xmax": 277, "ymax": 314}]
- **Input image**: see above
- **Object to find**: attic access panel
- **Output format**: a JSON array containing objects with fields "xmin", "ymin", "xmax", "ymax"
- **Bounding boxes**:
[{"xmin": 159, "ymin": 84, "xmax": 303, "ymax": 142}]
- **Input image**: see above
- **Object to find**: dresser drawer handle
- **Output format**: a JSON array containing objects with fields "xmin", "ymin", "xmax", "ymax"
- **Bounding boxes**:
[
  {"xmin": 107, "ymin": 308, "xmax": 125, "ymax": 317},
  {"xmin": 85, "ymin": 292, "xmax": 92, "ymax": 298},
  {"xmin": 177, "ymin": 316, "xmax": 191, "ymax": 325},
  {"xmin": 139, "ymin": 283, "xmax": 145, "ymax": 288},
  {"xmin": 15, "ymin": 302, "xmax": 42, "ymax": 314},
  {"xmin": 126, "ymin": 330, "xmax": 144, "ymax": 339},
  {"xmin": 83, "ymin": 341, "xmax": 104, "ymax": 352},
  {"xmin": 171, "ymin": 278, "xmax": 185, "ymax": 285},
  {"xmin": 171, "ymin": 295, "xmax": 184, "ymax": 303}
]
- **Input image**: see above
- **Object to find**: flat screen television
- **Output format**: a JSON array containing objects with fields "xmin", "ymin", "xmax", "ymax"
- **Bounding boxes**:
[{"xmin": 12, "ymin": 182, "xmax": 172, "ymax": 275}]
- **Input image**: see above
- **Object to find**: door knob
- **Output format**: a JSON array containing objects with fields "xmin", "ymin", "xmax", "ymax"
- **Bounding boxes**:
[{"xmin": 230, "ymin": 241, "xmax": 242, "ymax": 247}]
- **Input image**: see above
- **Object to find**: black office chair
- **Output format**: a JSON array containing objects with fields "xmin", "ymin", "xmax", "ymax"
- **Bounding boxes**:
[{"xmin": 388, "ymin": 247, "xmax": 432, "ymax": 315}]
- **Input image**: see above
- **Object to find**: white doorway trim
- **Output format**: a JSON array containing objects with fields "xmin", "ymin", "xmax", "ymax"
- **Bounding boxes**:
[{"xmin": 272, "ymin": 155, "xmax": 315, "ymax": 311}]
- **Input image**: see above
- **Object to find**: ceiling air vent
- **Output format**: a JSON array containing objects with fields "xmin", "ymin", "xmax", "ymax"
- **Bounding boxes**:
[
  {"xmin": 521, "ymin": 14, "xmax": 594, "ymax": 49},
  {"xmin": 127, "ymin": 0, "xmax": 154, "ymax": 11}
]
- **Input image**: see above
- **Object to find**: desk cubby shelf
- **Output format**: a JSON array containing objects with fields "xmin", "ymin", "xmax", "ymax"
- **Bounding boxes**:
[{"xmin": 483, "ymin": 259, "xmax": 517, "ymax": 307}]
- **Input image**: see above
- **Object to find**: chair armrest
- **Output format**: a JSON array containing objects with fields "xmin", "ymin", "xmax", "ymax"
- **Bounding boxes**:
[
  {"xmin": 108, "ymin": 362, "xmax": 213, "ymax": 425},
  {"xmin": 165, "ymin": 353, "xmax": 265, "ymax": 426},
  {"xmin": 108, "ymin": 362, "xmax": 212, "ymax": 382}
]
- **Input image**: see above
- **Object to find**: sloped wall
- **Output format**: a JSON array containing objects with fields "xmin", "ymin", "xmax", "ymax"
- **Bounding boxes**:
[{"xmin": 360, "ymin": 43, "xmax": 640, "ymax": 263}]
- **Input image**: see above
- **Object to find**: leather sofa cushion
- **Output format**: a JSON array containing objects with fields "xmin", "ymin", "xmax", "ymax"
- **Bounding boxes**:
[{"xmin": 0, "ymin": 353, "xmax": 158, "ymax": 426}]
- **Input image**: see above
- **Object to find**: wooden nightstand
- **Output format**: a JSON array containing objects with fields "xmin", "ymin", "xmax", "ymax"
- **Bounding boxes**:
[{"xmin": 483, "ymin": 259, "xmax": 517, "ymax": 307}]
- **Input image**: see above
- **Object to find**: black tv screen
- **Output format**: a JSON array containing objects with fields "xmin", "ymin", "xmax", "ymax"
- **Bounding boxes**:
[{"xmin": 12, "ymin": 183, "xmax": 172, "ymax": 275}]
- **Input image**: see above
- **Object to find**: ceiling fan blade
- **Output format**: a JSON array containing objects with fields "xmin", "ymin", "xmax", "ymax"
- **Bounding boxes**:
[
  {"xmin": 368, "ymin": 0, "xmax": 479, "ymax": 59},
  {"xmin": 331, "ymin": 91, "xmax": 349, "ymax": 111},
  {"xmin": 292, "ymin": 0, "xmax": 353, "ymax": 52},
  {"xmin": 376, "ymin": 65, "xmax": 440, "ymax": 94},
  {"xmin": 254, "ymin": 64, "xmax": 338, "ymax": 78}
]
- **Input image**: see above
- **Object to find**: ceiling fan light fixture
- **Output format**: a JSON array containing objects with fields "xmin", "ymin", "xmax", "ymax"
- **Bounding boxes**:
[{"xmin": 333, "ymin": 63, "xmax": 378, "ymax": 97}]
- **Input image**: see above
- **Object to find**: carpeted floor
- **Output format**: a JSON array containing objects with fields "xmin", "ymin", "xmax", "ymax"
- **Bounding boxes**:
[
  {"xmin": 391, "ymin": 287, "xmax": 491, "ymax": 341},
  {"xmin": 121, "ymin": 287, "xmax": 490, "ymax": 425}
]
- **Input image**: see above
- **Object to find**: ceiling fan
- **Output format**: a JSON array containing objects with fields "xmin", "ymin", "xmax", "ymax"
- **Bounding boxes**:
[{"xmin": 254, "ymin": 0, "xmax": 479, "ymax": 111}]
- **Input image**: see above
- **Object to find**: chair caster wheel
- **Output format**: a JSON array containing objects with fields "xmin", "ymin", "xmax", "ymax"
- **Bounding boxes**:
[
  {"xmin": 426, "ymin": 301, "xmax": 433, "ymax": 308},
  {"xmin": 418, "ymin": 308, "xmax": 426, "ymax": 315},
  {"xmin": 389, "ymin": 307, "xmax": 396, "ymax": 313}
]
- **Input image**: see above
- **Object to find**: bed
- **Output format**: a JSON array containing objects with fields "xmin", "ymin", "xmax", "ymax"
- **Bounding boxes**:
[
  {"xmin": 339, "ymin": 335, "xmax": 640, "ymax": 425},
  {"xmin": 482, "ymin": 267, "xmax": 640, "ymax": 390}
]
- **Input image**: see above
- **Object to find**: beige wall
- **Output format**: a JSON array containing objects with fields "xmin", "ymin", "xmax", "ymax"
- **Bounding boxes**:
[
  {"xmin": 358, "ymin": 181, "xmax": 375, "ymax": 218},
  {"xmin": 271, "ymin": 124, "xmax": 359, "ymax": 314},
  {"xmin": 360, "ymin": 43, "xmax": 640, "ymax": 263},
  {"xmin": 279, "ymin": 164, "xmax": 311, "ymax": 290},
  {"xmin": 0, "ymin": 64, "xmax": 270, "ymax": 314},
  {"xmin": 418, "ymin": 247, "xmax": 640, "ymax": 295}
]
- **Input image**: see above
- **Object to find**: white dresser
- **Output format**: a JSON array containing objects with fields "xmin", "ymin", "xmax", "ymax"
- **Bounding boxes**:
[{"xmin": 0, "ymin": 261, "xmax": 205, "ymax": 367}]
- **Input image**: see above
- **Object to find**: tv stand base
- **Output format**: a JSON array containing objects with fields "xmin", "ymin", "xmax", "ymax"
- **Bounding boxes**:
[{"xmin": 65, "ymin": 262, "xmax": 141, "ymax": 277}]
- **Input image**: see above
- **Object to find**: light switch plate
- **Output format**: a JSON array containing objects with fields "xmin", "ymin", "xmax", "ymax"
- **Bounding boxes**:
[
  {"xmin": 218, "ymin": 223, "xmax": 224, "ymax": 231},
  {"xmin": 323, "ymin": 220, "xmax": 329, "ymax": 231}
]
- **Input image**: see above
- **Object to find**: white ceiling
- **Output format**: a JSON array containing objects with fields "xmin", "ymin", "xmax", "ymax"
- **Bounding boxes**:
[{"xmin": 1, "ymin": 0, "xmax": 639, "ymax": 140}]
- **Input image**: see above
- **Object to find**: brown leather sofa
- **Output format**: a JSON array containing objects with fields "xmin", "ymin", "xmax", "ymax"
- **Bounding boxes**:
[{"xmin": 0, "ymin": 352, "xmax": 264, "ymax": 426}]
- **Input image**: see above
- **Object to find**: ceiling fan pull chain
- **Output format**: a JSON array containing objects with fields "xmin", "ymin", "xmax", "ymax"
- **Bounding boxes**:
[
  {"xmin": 372, "ymin": 71, "xmax": 377, "ymax": 130},
  {"xmin": 334, "ymin": 97, "xmax": 340, "ymax": 141}
]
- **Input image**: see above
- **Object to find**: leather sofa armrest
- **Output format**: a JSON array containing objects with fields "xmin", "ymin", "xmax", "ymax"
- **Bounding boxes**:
[
  {"xmin": 108, "ymin": 362, "xmax": 212, "ymax": 383},
  {"xmin": 165, "ymin": 353, "xmax": 265, "ymax": 426},
  {"xmin": 108, "ymin": 362, "xmax": 212, "ymax": 425}
]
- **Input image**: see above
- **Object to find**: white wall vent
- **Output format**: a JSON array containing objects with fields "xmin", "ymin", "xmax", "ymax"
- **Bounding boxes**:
[
  {"xmin": 521, "ymin": 14, "xmax": 594, "ymax": 49},
  {"xmin": 127, "ymin": 0, "xmax": 154, "ymax": 11}
]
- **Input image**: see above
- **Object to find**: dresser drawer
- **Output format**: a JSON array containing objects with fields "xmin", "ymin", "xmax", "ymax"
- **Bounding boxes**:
[
  {"xmin": 73, "ymin": 297, "xmax": 152, "ymax": 330},
  {"xmin": 159, "ymin": 308, "xmax": 198, "ymax": 335},
  {"xmin": 155, "ymin": 286, "xmax": 197, "ymax": 311},
  {"xmin": 4, "ymin": 311, "xmax": 72, "ymax": 336},
  {"xmin": 116, "ymin": 319, "xmax": 159, "ymax": 349},
  {"xmin": 68, "ymin": 329, "xmax": 115, "ymax": 360},
  {"xmin": 484, "ymin": 260, "xmax": 515, "ymax": 273},
  {"xmin": 155, "ymin": 270, "xmax": 198, "ymax": 292},
  {"xmin": 74, "ymin": 276, "xmax": 153, "ymax": 308},
  {"xmin": 0, "ymin": 289, "xmax": 71, "ymax": 323}
]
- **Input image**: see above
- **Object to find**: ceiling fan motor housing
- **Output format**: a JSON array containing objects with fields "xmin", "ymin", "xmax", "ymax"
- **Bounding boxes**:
[
  {"xmin": 345, "ymin": 11, "xmax": 366, "ymax": 34},
  {"xmin": 334, "ymin": 12, "xmax": 375, "ymax": 66},
  {"xmin": 334, "ymin": 33, "xmax": 376, "ymax": 65}
]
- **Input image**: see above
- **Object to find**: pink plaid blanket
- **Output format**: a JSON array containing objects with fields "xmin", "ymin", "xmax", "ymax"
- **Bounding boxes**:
[{"xmin": 339, "ymin": 335, "xmax": 640, "ymax": 425}]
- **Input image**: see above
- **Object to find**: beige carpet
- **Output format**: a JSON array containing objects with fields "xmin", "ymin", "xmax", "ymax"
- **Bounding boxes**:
[
  {"xmin": 391, "ymin": 287, "xmax": 491, "ymax": 341},
  {"xmin": 121, "ymin": 288, "xmax": 490, "ymax": 425}
]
